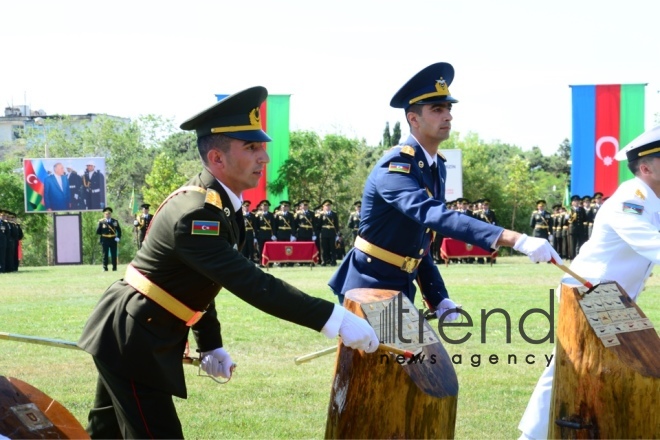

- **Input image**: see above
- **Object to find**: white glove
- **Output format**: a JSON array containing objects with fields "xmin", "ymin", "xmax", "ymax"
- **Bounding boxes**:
[
  {"xmin": 253, "ymin": 238, "xmax": 258, "ymax": 245},
  {"xmin": 271, "ymin": 235, "xmax": 277, "ymax": 241},
  {"xmin": 290, "ymin": 236, "xmax": 297, "ymax": 242},
  {"xmin": 338, "ymin": 311, "xmax": 379, "ymax": 353},
  {"xmin": 114, "ymin": 237, "xmax": 120, "ymax": 242},
  {"xmin": 74, "ymin": 194, "xmax": 79, "ymax": 200},
  {"xmin": 312, "ymin": 235, "xmax": 317, "ymax": 241},
  {"xmin": 513, "ymin": 234, "xmax": 562, "ymax": 264},
  {"xmin": 335, "ymin": 236, "xmax": 340, "ymax": 242},
  {"xmin": 200, "ymin": 347, "xmax": 234, "ymax": 378},
  {"xmin": 435, "ymin": 298, "xmax": 460, "ymax": 322},
  {"xmin": 133, "ymin": 220, "xmax": 139, "ymax": 226}
]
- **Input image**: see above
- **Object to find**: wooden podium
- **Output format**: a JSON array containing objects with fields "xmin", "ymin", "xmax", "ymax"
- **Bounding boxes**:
[
  {"xmin": 550, "ymin": 282, "xmax": 660, "ymax": 438},
  {"xmin": 325, "ymin": 288, "xmax": 458, "ymax": 439},
  {"xmin": 0, "ymin": 376, "xmax": 89, "ymax": 439}
]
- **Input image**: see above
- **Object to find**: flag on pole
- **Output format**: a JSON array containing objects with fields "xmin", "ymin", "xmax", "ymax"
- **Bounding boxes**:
[
  {"xmin": 570, "ymin": 84, "xmax": 645, "ymax": 198},
  {"xmin": 215, "ymin": 93, "xmax": 290, "ymax": 204},
  {"xmin": 129, "ymin": 186, "xmax": 139, "ymax": 215}
]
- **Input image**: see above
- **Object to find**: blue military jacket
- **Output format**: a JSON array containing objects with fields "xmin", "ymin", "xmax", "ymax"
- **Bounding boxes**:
[{"xmin": 329, "ymin": 136, "xmax": 504, "ymax": 307}]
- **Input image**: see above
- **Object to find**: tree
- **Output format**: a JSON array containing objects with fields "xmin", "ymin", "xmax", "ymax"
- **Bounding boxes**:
[
  {"xmin": 270, "ymin": 131, "xmax": 367, "ymax": 227},
  {"xmin": 503, "ymin": 156, "xmax": 537, "ymax": 230},
  {"xmin": 142, "ymin": 153, "xmax": 190, "ymax": 207},
  {"xmin": 391, "ymin": 122, "xmax": 402, "ymax": 146},
  {"xmin": 382, "ymin": 122, "xmax": 391, "ymax": 147}
]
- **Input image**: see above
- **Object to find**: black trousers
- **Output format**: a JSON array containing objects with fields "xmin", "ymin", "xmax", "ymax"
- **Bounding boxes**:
[
  {"xmin": 320, "ymin": 235, "xmax": 336, "ymax": 265},
  {"xmin": 101, "ymin": 239, "xmax": 118, "ymax": 270},
  {"xmin": 87, "ymin": 357, "xmax": 183, "ymax": 439}
]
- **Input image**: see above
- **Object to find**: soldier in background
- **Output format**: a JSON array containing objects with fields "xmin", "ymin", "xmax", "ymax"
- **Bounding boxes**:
[
  {"xmin": 587, "ymin": 193, "xmax": 602, "ymax": 238},
  {"xmin": 254, "ymin": 200, "xmax": 275, "ymax": 266},
  {"xmin": 273, "ymin": 201, "xmax": 296, "ymax": 242},
  {"xmin": 475, "ymin": 198, "xmax": 497, "ymax": 264},
  {"xmin": 346, "ymin": 201, "xmax": 361, "ymax": 247},
  {"xmin": 315, "ymin": 199, "xmax": 340, "ymax": 266},
  {"xmin": 551, "ymin": 204, "xmax": 562, "ymax": 257},
  {"xmin": 83, "ymin": 162, "xmax": 106, "ymax": 210},
  {"xmin": 66, "ymin": 165, "xmax": 86, "ymax": 210},
  {"xmin": 133, "ymin": 204, "xmax": 152, "ymax": 249},
  {"xmin": 567, "ymin": 195, "xmax": 585, "ymax": 259},
  {"xmin": 96, "ymin": 207, "xmax": 121, "ymax": 271},
  {"xmin": 0, "ymin": 211, "xmax": 8, "ymax": 272},
  {"xmin": 240, "ymin": 201, "xmax": 258, "ymax": 264},
  {"xmin": 530, "ymin": 200, "xmax": 552, "ymax": 241},
  {"xmin": 457, "ymin": 198, "xmax": 474, "ymax": 263},
  {"xmin": 294, "ymin": 199, "xmax": 315, "ymax": 242},
  {"xmin": 559, "ymin": 206, "xmax": 569, "ymax": 259},
  {"xmin": 582, "ymin": 195, "xmax": 594, "ymax": 240}
]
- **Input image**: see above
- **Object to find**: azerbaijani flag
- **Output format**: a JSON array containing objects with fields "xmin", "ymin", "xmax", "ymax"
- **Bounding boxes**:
[
  {"xmin": 23, "ymin": 159, "xmax": 48, "ymax": 212},
  {"xmin": 191, "ymin": 220, "xmax": 220, "ymax": 236},
  {"xmin": 215, "ymin": 93, "xmax": 290, "ymax": 205},
  {"xmin": 570, "ymin": 84, "xmax": 645, "ymax": 198}
]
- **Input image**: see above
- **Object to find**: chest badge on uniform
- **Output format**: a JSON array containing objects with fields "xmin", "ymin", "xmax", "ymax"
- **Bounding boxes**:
[
  {"xmin": 224, "ymin": 207, "xmax": 231, "ymax": 217},
  {"xmin": 191, "ymin": 220, "xmax": 220, "ymax": 235},
  {"xmin": 388, "ymin": 162, "xmax": 411, "ymax": 174},
  {"xmin": 418, "ymin": 160, "xmax": 424, "ymax": 169}
]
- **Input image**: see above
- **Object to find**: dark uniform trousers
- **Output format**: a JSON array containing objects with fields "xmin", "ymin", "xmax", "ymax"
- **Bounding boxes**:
[
  {"xmin": 97, "ymin": 219, "xmax": 121, "ymax": 271},
  {"xmin": 241, "ymin": 214, "xmax": 257, "ymax": 263},
  {"xmin": 316, "ymin": 212, "xmax": 339, "ymax": 266},
  {"xmin": 88, "ymin": 357, "xmax": 183, "ymax": 439}
]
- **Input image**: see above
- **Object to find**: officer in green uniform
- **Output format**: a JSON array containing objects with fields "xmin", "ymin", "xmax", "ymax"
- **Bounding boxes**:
[
  {"xmin": 293, "ymin": 199, "xmax": 315, "ymax": 242},
  {"xmin": 529, "ymin": 200, "xmax": 552, "ymax": 241},
  {"xmin": 567, "ymin": 195, "xmax": 585, "ymax": 259},
  {"xmin": 96, "ymin": 207, "xmax": 121, "ymax": 271},
  {"xmin": 77, "ymin": 86, "xmax": 378, "ymax": 439},
  {"xmin": 347, "ymin": 201, "xmax": 361, "ymax": 247},
  {"xmin": 240, "ymin": 200, "xmax": 258, "ymax": 263},
  {"xmin": 133, "ymin": 203, "xmax": 152, "ymax": 249}
]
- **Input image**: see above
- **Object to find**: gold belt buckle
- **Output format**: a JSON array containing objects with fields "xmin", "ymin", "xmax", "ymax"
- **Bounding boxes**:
[{"xmin": 400, "ymin": 257, "xmax": 420, "ymax": 273}]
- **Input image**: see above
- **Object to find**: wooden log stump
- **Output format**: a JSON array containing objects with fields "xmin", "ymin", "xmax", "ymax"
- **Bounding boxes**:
[
  {"xmin": 0, "ymin": 376, "xmax": 89, "ymax": 439},
  {"xmin": 325, "ymin": 288, "xmax": 458, "ymax": 439},
  {"xmin": 550, "ymin": 282, "xmax": 660, "ymax": 438}
]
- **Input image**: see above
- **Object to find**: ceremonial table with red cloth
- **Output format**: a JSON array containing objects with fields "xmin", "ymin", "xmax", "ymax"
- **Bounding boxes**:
[
  {"xmin": 261, "ymin": 241, "xmax": 319, "ymax": 266},
  {"xmin": 440, "ymin": 238, "xmax": 497, "ymax": 266}
]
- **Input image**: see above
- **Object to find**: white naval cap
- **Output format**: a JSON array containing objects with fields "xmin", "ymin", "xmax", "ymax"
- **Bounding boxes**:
[{"xmin": 615, "ymin": 125, "xmax": 660, "ymax": 161}]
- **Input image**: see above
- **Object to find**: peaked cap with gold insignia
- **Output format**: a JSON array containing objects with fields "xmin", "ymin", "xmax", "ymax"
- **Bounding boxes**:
[
  {"xmin": 180, "ymin": 86, "xmax": 272, "ymax": 142},
  {"xmin": 390, "ymin": 62, "xmax": 458, "ymax": 109}
]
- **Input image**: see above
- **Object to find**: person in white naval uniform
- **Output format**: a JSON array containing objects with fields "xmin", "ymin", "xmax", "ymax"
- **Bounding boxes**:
[{"xmin": 518, "ymin": 125, "xmax": 660, "ymax": 439}]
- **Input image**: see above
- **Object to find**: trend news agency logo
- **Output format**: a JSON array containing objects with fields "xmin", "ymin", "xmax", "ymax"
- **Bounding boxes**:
[{"xmin": 377, "ymin": 291, "xmax": 556, "ymax": 367}]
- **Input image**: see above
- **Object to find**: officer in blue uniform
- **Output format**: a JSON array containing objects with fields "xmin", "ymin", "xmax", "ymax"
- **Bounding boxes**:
[{"xmin": 328, "ymin": 62, "xmax": 561, "ymax": 318}]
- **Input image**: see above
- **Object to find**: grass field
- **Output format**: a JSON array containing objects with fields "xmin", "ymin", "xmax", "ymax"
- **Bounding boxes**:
[{"xmin": 1, "ymin": 257, "xmax": 659, "ymax": 439}]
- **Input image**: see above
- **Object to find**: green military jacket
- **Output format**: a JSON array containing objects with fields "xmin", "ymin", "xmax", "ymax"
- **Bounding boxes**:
[{"xmin": 78, "ymin": 168, "xmax": 334, "ymax": 398}]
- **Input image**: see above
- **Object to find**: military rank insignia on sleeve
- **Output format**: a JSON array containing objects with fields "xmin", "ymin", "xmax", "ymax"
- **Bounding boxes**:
[
  {"xmin": 191, "ymin": 220, "xmax": 220, "ymax": 235},
  {"xmin": 622, "ymin": 202, "xmax": 643, "ymax": 215},
  {"xmin": 388, "ymin": 162, "xmax": 411, "ymax": 174}
]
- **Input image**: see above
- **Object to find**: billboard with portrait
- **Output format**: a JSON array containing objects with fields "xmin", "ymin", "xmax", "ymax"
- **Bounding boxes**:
[{"xmin": 23, "ymin": 157, "xmax": 107, "ymax": 213}]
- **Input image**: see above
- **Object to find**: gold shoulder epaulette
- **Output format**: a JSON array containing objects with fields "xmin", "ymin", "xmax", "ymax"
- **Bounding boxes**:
[
  {"xmin": 438, "ymin": 152, "xmax": 447, "ymax": 162},
  {"xmin": 400, "ymin": 145, "xmax": 415, "ymax": 156},
  {"xmin": 635, "ymin": 189, "xmax": 646, "ymax": 200},
  {"xmin": 205, "ymin": 189, "xmax": 223, "ymax": 209}
]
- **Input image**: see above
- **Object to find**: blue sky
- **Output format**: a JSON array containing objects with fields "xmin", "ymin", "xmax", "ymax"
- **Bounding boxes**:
[{"xmin": 2, "ymin": 0, "xmax": 659, "ymax": 155}]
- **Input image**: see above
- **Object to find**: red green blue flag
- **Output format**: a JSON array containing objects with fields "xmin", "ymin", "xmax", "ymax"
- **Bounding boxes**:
[
  {"xmin": 215, "ymin": 94, "xmax": 290, "ymax": 204},
  {"xmin": 570, "ymin": 84, "xmax": 645, "ymax": 198}
]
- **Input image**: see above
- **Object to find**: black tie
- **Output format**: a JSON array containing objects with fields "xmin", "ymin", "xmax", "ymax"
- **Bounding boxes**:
[{"xmin": 430, "ymin": 163, "xmax": 439, "ymax": 197}]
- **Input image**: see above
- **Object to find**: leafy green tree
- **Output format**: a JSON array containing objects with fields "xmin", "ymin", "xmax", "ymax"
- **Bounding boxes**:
[
  {"xmin": 391, "ymin": 122, "xmax": 402, "ymax": 146},
  {"xmin": 142, "ymin": 153, "xmax": 189, "ymax": 207},
  {"xmin": 503, "ymin": 155, "xmax": 538, "ymax": 231},
  {"xmin": 382, "ymin": 122, "xmax": 391, "ymax": 147}
]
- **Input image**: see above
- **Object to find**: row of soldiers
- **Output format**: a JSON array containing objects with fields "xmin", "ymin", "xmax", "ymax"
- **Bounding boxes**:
[
  {"xmin": 0, "ymin": 210, "xmax": 24, "ymax": 273},
  {"xmin": 242, "ymin": 199, "xmax": 359, "ymax": 267},
  {"xmin": 529, "ymin": 193, "xmax": 604, "ymax": 260}
]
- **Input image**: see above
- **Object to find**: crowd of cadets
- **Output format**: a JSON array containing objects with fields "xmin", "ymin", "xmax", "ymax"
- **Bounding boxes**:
[
  {"xmin": 530, "ymin": 193, "xmax": 604, "ymax": 261},
  {"xmin": 0, "ymin": 210, "xmax": 24, "ymax": 273},
  {"xmin": 241, "ymin": 199, "xmax": 360, "ymax": 267}
]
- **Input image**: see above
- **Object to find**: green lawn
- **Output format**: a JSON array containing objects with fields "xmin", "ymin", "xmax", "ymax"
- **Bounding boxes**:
[{"xmin": 1, "ymin": 258, "xmax": 658, "ymax": 439}]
